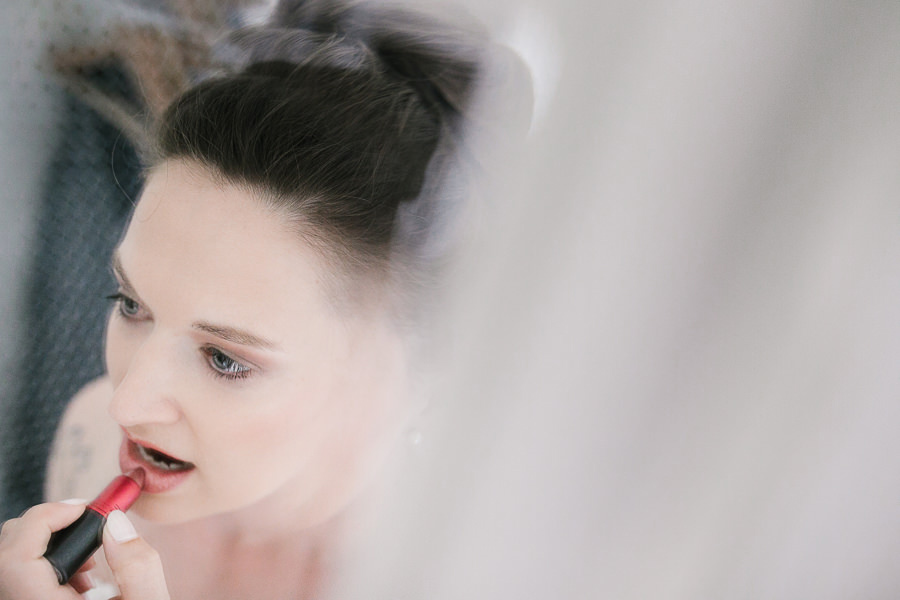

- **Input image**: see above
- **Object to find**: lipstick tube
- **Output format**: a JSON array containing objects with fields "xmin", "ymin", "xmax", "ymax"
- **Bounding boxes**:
[{"xmin": 43, "ymin": 468, "xmax": 145, "ymax": 584}]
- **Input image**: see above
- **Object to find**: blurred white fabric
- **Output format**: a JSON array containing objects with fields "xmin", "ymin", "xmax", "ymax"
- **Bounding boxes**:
[{"xmin": 335, "ymin": 2, "xmax": 900, "ymax": 599}]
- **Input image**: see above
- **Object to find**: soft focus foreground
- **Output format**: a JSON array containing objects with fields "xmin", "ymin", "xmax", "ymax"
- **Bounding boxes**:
[
  {"xmin": 334, "ymin": 2, "xmax": 900, "ymax": 599},
  {"xmin": 1, "ymin": 1, "xmax": 899, "ymax": 599}
]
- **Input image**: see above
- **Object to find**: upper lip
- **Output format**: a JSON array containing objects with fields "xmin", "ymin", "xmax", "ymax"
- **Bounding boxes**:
[{"xmin": 125, "ymin": 431, "xmax": 190, "ymax": 464}]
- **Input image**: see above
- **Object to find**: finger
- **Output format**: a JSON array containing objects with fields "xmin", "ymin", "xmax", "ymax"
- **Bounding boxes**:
[
  {"xmin": 102, "ymin": 511, "xmax": 170, "ymax": 600},
  {"xmin": 0, "ymin": 502, "xmax": 87, "ymax": 558},
  {"xmin": 69, "ymin": 570, "xmax": 95, "ymax": 594},
  {"xmin": 76, "ymin": 555, "xmax": 98, "ymax": 573},
  {"xmin": 21, "ymin": 501, "xmax": 87, "ymax": 533}
]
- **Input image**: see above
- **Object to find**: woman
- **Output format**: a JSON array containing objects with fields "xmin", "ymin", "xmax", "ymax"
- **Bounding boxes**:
[{"xmin": 0, "ymin": 1, "xmax": 525, "ymax": 597}]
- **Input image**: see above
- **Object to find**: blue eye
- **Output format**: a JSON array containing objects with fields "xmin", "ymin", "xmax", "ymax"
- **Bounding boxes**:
[
  {"xmin": 203, "ymin": 347, "xmax": 252, "ymax": 380},
  {"xmin": 106, "ymin": 293, "xmax": 147, "ymax": 320}
]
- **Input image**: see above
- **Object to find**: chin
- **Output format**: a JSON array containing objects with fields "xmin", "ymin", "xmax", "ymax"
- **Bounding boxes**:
[{"xmin": 130, "ymin": 494, "xmax": 213, "ymax": 525}]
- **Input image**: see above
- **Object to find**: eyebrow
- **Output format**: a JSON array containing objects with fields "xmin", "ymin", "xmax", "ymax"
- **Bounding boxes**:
[
  {"xmin": 193, "ymin": 322, "xmax": 279, "ymax": 351},
  {"xmin": 112, "ymin": 249, "xmax": 278, "ymax": 351}
]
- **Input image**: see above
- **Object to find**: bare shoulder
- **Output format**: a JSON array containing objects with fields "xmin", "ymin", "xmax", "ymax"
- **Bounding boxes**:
[{"xmin": 45, "ymin": 376, "xmax": 122, "ymax": 502}]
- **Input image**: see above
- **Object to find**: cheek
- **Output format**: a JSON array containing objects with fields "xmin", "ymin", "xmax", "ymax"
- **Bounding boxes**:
[
  {"xmin": 105, "ymin": 316, "xmax": 136, "ymax": 385},
  {"xmin": 194, "ymin": 412, "xmax": 307, "ymax": 508},
  {"xmin": 241, "ymin": 398, "xmax": 327, "ymax": 461},
  {"xmin": 105, "ymin": 315, "xmax": 157, "ymax": 388},
  {"xmin": 196, "ymin": 380, "xmax": 338, "ymax": 489}
]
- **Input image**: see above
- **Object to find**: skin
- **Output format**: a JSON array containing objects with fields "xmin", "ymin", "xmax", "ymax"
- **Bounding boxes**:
[
  {"xmin": 2, "ymin": 159, "xmax": 409, "ymax": 599},
  {"xmin": 107, "ymin": 159, "xmax": 406, "ymax": 531}
]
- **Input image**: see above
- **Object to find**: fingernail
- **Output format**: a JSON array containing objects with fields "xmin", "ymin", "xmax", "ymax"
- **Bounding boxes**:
[
  {"xmin": 106, "ymin": 510, "xmax": 138, "ymax": 543},
  {"xmin": 61, "ymin": 498, "xmax": 87, "ymax": 505}
]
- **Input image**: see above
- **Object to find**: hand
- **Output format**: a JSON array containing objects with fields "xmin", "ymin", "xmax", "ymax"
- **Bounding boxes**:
[
  {"xmin": 0, "ymin": 500, "xmax": 97, "ymax": 599},
  {"xmin": 0, "ymin": 503, "xmax": 170, "ymax": 600},
  {"xmin": 101, "ymin": 510, "xmax": 170, "ymax": 600}
]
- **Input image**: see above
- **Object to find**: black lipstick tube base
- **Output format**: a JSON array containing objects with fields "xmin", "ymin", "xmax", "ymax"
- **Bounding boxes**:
[{"xmin": 43, "ymin": 509, "xmax": 106, "ymax": 585}]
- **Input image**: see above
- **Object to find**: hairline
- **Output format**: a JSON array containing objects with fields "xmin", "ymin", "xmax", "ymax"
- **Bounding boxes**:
[{"xmin": 142, "ymin": 157, "xmax": 395, "ymax": 319}]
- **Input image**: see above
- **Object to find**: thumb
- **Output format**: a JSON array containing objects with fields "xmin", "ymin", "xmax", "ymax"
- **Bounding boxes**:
[{"xmin": 102, "ymin": 511, "xmax": 170, "ymax": 600}]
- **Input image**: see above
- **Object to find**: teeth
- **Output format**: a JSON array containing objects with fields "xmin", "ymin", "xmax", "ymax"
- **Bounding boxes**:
[{"xmin": 136, "ymin": 444, "xmax": 191, "ymax": 472}]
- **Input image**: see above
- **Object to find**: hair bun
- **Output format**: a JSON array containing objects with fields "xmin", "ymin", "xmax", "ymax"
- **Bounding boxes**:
[
  {"xmin": 226, "ymin": 0, "xmax": 494, "ymax": 122},
  {"xmin": 258, "ymin": 0, "xmax": 532, "ymax": 265},
  {"xmin": 223, "ymin": 28, "xmax": 374, "ymax": 71}
]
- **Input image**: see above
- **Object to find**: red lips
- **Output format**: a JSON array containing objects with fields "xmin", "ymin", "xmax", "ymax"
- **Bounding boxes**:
[{"xmin": 118, "ymin": 435, "xmax": 196, "ymax": 494}]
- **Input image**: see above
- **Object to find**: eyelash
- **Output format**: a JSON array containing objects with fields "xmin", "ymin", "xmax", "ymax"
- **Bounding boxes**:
[
  {"xmin": 201, "ymin": 346, "xmax": 253, "ymax": 381},
  {"xmin": 106, "ymin": 292, "xmax": 253, "ymax": 381}
]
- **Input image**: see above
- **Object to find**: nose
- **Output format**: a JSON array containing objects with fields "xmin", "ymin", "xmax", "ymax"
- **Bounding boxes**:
[{"xmin": 108, "ymin": 334, "xmax": 182, "ymax": 428}]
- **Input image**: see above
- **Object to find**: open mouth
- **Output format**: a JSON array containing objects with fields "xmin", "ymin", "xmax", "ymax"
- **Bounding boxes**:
[{"xmin": 135, "ymin": 443, "xmax": 195, "ymax": 473}]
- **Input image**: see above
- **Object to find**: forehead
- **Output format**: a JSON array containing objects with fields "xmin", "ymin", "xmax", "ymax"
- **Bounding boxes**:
[
  {"xmin": 131, "ymin": 161, "xmax": 289, "ymax": 252},
  {"xmin": 118, "ymin": 161, "xmax": 333, "ymax": 326}
]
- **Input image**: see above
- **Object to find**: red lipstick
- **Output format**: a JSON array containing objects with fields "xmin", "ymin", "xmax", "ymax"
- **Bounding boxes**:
[
  {"xmin": 43, "ymin": 468, "xmax": 145, "ymax": 584},
  {"xmin": 119, "ymin": 436, "xmax": 195, "ymax": 494}
]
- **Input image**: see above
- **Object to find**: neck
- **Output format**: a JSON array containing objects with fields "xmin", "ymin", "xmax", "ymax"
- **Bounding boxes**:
[
  {"xmin": 134, "ymin": 509, "xmax": 340, "ymax": 600},
  {"xmin": 139, "ymin": 476, "xmax": 379, "ymax": 555}
]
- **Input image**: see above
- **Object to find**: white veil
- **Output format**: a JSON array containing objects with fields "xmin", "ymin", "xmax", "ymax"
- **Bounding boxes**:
[{"xmin": 334, "ymin": 2, "xmax": 900, "ymax": 598}]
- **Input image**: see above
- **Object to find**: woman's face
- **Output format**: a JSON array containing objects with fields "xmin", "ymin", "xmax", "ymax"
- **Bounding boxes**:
[{"xmin": 106, "ymin": 160, "xmax": 406, "ymax": 527}]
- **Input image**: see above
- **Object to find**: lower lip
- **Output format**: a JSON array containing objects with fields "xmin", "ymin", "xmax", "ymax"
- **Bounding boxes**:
[{"xmin": 118, "ymin": 437, "xmax": 195, "ymax": 494}]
